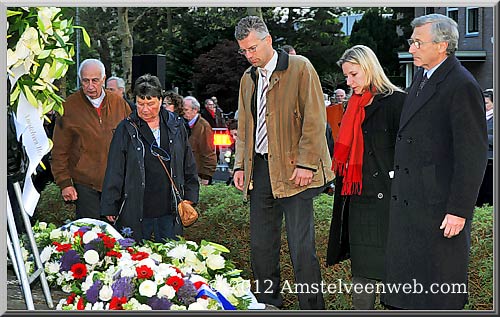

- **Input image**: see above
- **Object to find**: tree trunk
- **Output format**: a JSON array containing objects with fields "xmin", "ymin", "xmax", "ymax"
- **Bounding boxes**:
[
  {"xmin": 117, "ymin": 7, "xmax": 133, "ymax": 98},
  {"xmin": 167, "ymin": 8, "xmax": 173, "ymax": 38}
]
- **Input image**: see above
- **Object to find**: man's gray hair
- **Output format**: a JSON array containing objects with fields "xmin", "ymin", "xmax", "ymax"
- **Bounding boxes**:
[
  {"xmin": 78, "ymin": 59, "xmax": 106, "ymax": 80},
  {"xmin": 184, "ymin": 96, "xmax": 200, "ymax": 111},
  {"xmin": 234, "ymin": 16, "xmax": 269, "ymax": 41},
  {"xmin": 411, "ymin": 14, "xmax": 459, "ymax": 55},
  {"xmin": 107, "ymin": 76, "xmax": 125, "ymax": 89}
]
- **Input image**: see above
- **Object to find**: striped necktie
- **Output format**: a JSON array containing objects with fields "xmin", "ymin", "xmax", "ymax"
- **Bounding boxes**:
[
  {"xmin": 256, "ymin": 69, "xmax": 269, "ymax": 154},
  {"xmin": 416, "ymin": 72, "xmax": 428, "ymax": 96}
]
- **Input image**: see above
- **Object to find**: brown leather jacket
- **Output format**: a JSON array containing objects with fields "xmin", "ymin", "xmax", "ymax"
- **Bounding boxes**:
[
  {"xmin": 51, "ymin": 89, "xmax": 131, "ymax": 192},
  {"xmin": 189, "ymin": 115, "xmax": 217, "ymax": 179},
  {"xmin": 234, "ymin": 51, "xmax": 334, "ymax": 198}
]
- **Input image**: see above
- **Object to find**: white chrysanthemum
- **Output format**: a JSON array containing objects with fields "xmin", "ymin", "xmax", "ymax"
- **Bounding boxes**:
[
  {"xmin": 84, "ymin": 250, "xmax": 100, "ymax": 265},
  {"xmin": 206, "ymin": 254, "xmax": 225, "ymax": 270},
  {"xmin": 82, "ymin": 231, "xmax": 98, "ymax": 244},
  {"xmin": 46, "ymin": 261, "xmax": 60, "ymax": 274},
  {"xmin": 157, "ymin": 284, "xmax": 176, "ymax": 299},
  {"xmin": 212, "ymin": 275, "xmax": 233, "ymax": 299},
  {"xmin": 167, "ymin": 244, "xmax": 189, "ymax": 259},
  {"xmin": 120, "ymin": 265, "xmax": 136, "ymax": 278},
  {"xmin": 139, "ymin": 280, "xmax": 157, "ymax": 297},
  {"xmin": 99, "ymin": 285, "xmax": 113, "ymax": 302},
  {"xmin": 188, "ymin": 298, "xmax": 210, "ymax": 310}
]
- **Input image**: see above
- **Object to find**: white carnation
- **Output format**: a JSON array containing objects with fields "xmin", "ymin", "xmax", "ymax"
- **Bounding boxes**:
[
  {"xmin": 82, "ymin": 231, "xmax": 98, "ymax": 244},
  {"xmin": 157, "ymin": 285, "xmax": 176, "ymax": 299},
  {"xmin": 46, "ymin": 261, "xmax": 60, "ymax": 274},
  {"xmin": 84, "ymin": 250, "xmax": 100, "ymax": 265},
  {"xmin": 138, "ymin": 280, "xmax": 157, "ymax": 297}
]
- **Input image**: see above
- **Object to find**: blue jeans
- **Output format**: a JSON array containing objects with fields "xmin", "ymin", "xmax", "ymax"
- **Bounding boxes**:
[{"xmin": 141, "ymin": 214, "xmax": 182, "ymax": 243}]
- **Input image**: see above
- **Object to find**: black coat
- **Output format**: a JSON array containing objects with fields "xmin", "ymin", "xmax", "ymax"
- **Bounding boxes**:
[
  {"xmin": 383, "ymin": 55, "xmax": 488, "ymax": 309},
  {"xmin": 100, "ymin": 108, "xmax": 199, "ymax": 242},
  {"xmin": 327, "ymin": 92, "xmax": 405, "ymax": 282}
]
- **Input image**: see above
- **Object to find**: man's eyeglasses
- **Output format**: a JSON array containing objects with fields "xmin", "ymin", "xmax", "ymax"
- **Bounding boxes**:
[
  {"xmin": 238, "ymin": 37, "xmax": 267, "ymax": 55},
  {"xmin": 150, "ymin": 142, "xmax": 170, "ymax": 161},
  {"xmin": 407, "ymin": 38, "xmax": 435, "ymax": 49}
]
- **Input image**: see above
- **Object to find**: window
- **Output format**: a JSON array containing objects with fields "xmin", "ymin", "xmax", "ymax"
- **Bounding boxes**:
[
  {"xmin": 447, "ymin": 7, "xmax": 459, "ymax": 23},
  {"xmin": 466, "ymin": 7, "xmax": 479, "ymax": 35},
  {"xmin": 425, "ymin": 7, "xmax": 435, "ymax": 15}
]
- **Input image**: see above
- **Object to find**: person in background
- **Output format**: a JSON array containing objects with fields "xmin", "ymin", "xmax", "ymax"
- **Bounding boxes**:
[
  {"xmin": 383, "ymin": 14, "xmax": 487, "ymax": 310},
  {"xmin": 282, "ymin": 44, "xmax": 296, "ymax": 55},
  {"xmin": 101, "ymin": 74, "xmax": 199, "ymax": 243},
  {"xmin": 326, "ymin": 88, "xmax": 346, "ymax": 142},
  {"xmin": 326, "ymin": 45, "xmax": 406, "ymax": 310},
  {"xmin": 106, "ymin": 76, "xmax": 135, "ymax": 111},
  {"xmin": 476, "ymin": 89, "xmax": 493, "ymax": 206},
  {"xmin": 201, "ymin": 98, "xmax": 226, "ymax": 128},
  {"xmin": 233, "ymin": 16, "xmax": 334, "ymax": 310},
  {"xmin": 334, "ymin": 88, "xmax": 347, "ymax": 104},
  {"xmin": 163, "ymin": 90, "xmax": 190, "ymax": 136},
  {"xmin": 51, "ymin": 59, "xmax": 131, "ymax": 220},
  {"xmin": 183, "ymin": 96, "xmax": 217, "ymax": 185}
]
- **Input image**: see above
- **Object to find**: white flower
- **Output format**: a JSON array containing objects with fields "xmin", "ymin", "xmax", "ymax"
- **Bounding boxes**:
[
  {"xmin": 99, "ymin": 285, "xmax": 113, "ymax": 302},
  {"xmin": 92, "ymin": 302, "xmax": 105, "ymax": 310},
  {"xmin": 188, "ymin": 298, "xmax": 210, "ymax": 310},
  {"xmin": 138, "ymin": 280, "xmax": 157, "ymax": 297},
  {"xmin": 120, "ymin": 266, "xmax": 136, "ymax": 278},
  {"xmin": 21, "ymin": 247, "xmax": 29, "ymax": 261},
  {"xmin": 84, "ymin": 303, "xmax": 92, "ymax": 310},
  {"xmin": 167, "ymin": 244, "xmax": 188, "ymax": 259},
  {"xmin": 45, "ymin": 261, "xmax": 60, "ymax": 274},
  {"xmin": 206, "ymin": 254, "xmax": 225, "ymax": 270},
  {"xmin": 170, "ymin": 304, "xmax": 187, "ymax": 310},
  {"xmin": 157, "ymin": 285, "xmax": 176, "ymax": 299},
  {"xmin": 137, "ymin": 246, "xmax": 153, "ymax": 254},
  {"xmin": 199, "ymin": 244, "xmax": 216, "ymax": 258},
  {"xmin": 82, "ymin": 231, "xmax": 98, "ymax": 244},
  {"xmin": 62, "ymin": 284, "xmax": 72, "ymax": 293},
  {"xmin": 185, "ymin": 252, "xmax": 207, "ymax": 274},
  {"xmin": 37, "ymin": 7, "xmax": 55, "ymax": 35},
  {"xmin": 138, "ymin": 304, "xmax": 152, "ymax": 310},
  {"xmin": 40, "ymin": 246, "xmax": 54, "ymax": 263},
  {"xmin": 149, "ymin": 253, "xmax": 162, "ymax": 263},
  {"xmin": 84, "ymin": 250, "xmax": 100, "ymax": 265},
  {"xmin": 49, "ymin": 229, "xmax": 62, "ymax": 239},
  {"xmin": 38, "ymin": 222, "xmax": 47, "ymax": 230},
  {"xmin": 212, "ymin": 275, "xmax": 233, "ymax": 299},
  {"xmin": 137, "ymin": 258, "xmax": 156, "ymax": 269}
]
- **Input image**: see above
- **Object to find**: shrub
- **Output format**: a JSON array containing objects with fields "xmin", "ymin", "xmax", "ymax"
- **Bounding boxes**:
[{"xmin": 33, "ymin": 182, "xmax": 75, "ymax": 227}]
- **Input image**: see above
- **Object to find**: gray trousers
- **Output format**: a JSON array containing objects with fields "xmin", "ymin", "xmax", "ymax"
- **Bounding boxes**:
[
  {"xmin": 352, "ymin": 276, "xmax": 378, "ymax": 310},
  {"xmin": 249, "ymin": 155, "xmax": 325, "ymax": 310}
]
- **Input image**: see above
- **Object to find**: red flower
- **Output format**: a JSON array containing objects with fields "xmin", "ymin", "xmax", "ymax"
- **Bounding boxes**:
[
  {"xmin": 98, "ymin": 233, "xmax": 116, "ymax": 248},
  {"xmin": 136, "ymin": 265, "xmax": 154, "ymax": 279},
  {"xmin": 55, "ymin": 243, "xmax": 72, "ymax": 252},
  {"xmin": 166, "ymin": 276, "xmax": 185, "ymax": 291},
  {"xmin": 109, "ymin": 296, "xmax": 127, "ymax": 310},
  {"xmin": 70, "ymin": 263, "xmax": 87, "ymax": 279},
  {"xmin": 193, "ymin": 281, "xmax": 207, "ymax": 290},
  {"xmin": 73, "ymin": 230, "xmax": 84, "ymax": 239},
  {"xmin": 66, "ymin": 293, "xmax": 77, "ymax": 305},
  {"xmin": 174, "ymin": 267, "xmax": 184, "ymax": 276},
  {"xmin": 76, "ymin": 297, "xmax": 85, "ymax": 310},
  {"xmin": 131, "ymin": 251, "xmax": 149, "ymax": 261},
  {"xmin": 106, "ymin": 250, "xmax": 122, "ymax": 258}
]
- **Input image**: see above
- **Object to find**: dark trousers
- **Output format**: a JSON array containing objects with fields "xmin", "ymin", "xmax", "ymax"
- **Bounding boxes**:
[
  {"xmin": 476, "ymin": 159, "xmax": 493, "ymax": 207},
  {"xmin": 352, "ymin": 276, "xmax": 377, "ymax": 310},
  {"xmin": 142, "ymin": 214, "xmax": 182, "ymax": 243},
  {"xmin": 74, "ymin": 183, "xmax": 102, "ymax": 220},
  {"xmin": 249, "ymin": 154, "xmax": 325, "ymax": 310}
]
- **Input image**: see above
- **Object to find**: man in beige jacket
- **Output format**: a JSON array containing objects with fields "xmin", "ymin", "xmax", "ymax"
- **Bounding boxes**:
[{"xmin": 233, "ymin": 16, "xmax": 334, "ymax": 310}]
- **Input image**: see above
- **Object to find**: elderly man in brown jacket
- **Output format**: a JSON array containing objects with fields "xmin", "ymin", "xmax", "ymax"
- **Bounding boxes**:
[
  {"xmin": 182, "ymin": 96, "xmax": 217, "ymax": 185},
  {"xmin": 51, "ymin": 59, "xmax": 131, "ymax": 220},
  {"xmin": 233, "ymin": 16, "xmax": 334, "ymax": 310}
]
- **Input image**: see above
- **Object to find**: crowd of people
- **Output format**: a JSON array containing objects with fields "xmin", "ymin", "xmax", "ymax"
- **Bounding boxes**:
[{"xmin": 7, "ymin": 13, "xmax": 493, "ymax": 311}]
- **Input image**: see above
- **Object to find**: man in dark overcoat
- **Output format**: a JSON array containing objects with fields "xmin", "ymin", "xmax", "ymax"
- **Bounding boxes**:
[{"xmin": 383, "ymin": 14, "xmax": 488, "ymax": 310}]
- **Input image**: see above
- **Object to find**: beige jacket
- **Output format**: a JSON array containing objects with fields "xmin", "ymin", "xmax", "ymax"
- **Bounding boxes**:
[{"xmin": 234, "ymin": 51, "xmax": 334, "ymax": 198}]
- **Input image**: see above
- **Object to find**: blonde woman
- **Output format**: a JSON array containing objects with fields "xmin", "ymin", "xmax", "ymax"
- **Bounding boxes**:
[{"xmin": 326, "ymin": 45, "xmax": 405, "ymax": 309}]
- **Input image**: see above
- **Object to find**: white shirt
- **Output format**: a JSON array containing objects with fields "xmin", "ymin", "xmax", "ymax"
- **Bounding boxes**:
[
  {"xmin": 86, "ymin": 89, "xmax": 106, "ymax": 108},
  {"xmin": 257, "ymin": 50, "xmax": 278, "ymax": 101},
  {"xmin": 486, "ymin": 109, "xmax": 493, "ymax": 121}
]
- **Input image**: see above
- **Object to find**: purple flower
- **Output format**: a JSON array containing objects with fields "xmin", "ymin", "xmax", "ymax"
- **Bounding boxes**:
[
  {"xmin": 86, "ymin": 280, "xmax": 102, "ymax": 304},
  {"xmin": 148, "ymin": 297, "xmax": 172, "ymax": 310},
  {"xmin": 59, "ymin": 249, "xmax": 80, "ymax": 271},
  {"xmin": 111, "ymin": 276, "xmax": 134, "ymax": 299},
  {"xmin": 177, "ymin": 280, "xmax": 197, "ymax": 306},
  {"xmin": 120, "ymin": 227, "xmax": 133, "ymax": 237},
  {"xmin": 117, "ymin": 238, "xmax": 135, "ymax": 248},
  {"xmin": 79, "ymin": 226, "xmax": 92, "ymax": 233}
]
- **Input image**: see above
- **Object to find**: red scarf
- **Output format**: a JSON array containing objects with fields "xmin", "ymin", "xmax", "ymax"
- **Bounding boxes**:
[{"xmin": 332, "ymin": 90, "xmax": 374, "ymax": 195}]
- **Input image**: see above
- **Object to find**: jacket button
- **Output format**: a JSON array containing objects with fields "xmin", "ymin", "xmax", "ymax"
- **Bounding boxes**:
[
  {"xmin": 368, "ymin": 150, "xmax": 374, "ymax": 156},
  {"xmin": 395, "ymin": 165, "xmax": 400, "ymax": 170},
  {"xmin": 363, "ymin": 130, "xmax": 368, "ymax": 134},
  {"xmin": 404, "ymin": 168, "xmax": 409, "ymax": 174},
  {"xmin": 404, "ymin": 200, "xmax": 409, "ymax": 206},
  {"xmin": 377, "ymin": 193, "xmax": 384, "ymax": 199},
  {"xmin": 397, "ymin": 135, "xmax": 402, "ymax": 141},
  {"xmin": 406, "ymin": 137, "xmax": 413, "ymax": 143},
  {"xmin": 392, "ymin": 195, "xmax": 398, "ymax": 201},
  {"xmin": 373, "ymin": 171, "xmax": 379, "ymax": 177},
  {"xmin": 137, "ymin": 147, "xmax": 141, "ymax": 150}
]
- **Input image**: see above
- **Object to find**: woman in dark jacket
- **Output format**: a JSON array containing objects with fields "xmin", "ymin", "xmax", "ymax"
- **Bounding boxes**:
[
  {"xmin": 326, "ymin": 45, "xmax": 405, "ymax": 309},
  {"xmin": 100, "ymin": 74, "xmax": 199, "ymax": 243}
]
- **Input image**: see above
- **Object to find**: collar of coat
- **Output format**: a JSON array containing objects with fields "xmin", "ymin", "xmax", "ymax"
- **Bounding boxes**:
[
  {"xmin": 247, "ymin": 49, "xmax": 289, "ymax": 83},
  {"xmin": 127, "ymin": 108, "xmax": 184, "ymax": 137}
]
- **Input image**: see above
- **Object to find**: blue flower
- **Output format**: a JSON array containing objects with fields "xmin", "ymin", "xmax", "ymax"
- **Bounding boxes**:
[
  {"xmin": 147, "ymin": 297, "xmax": 172, "ymax": 310},
  {"xmin": 117, "ymin": 238, "xmax": 135, "ymax": 248},
  {"xmin": 111, "ymin": 276, "xmax": 134, "ymax": 299},
  {"xmin": 79, "ymin": 226, "xmax": 92, "ymax": 233},
  {"xmin": 59, "ymin": 249, "xmax": 80, "ymax": 272},
  {"xmin": 86, "ymin": 280, "xmax": 102, "ymax": 304},
  {"xmin": 120, "ymin": 227, "xmax": 133, "ymax": 237}
]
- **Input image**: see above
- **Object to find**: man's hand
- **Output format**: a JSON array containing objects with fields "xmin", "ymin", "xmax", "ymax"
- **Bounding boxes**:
[
  {"xmin": 234, "ymin": 170, "xmax": 245, "ymax": 191},
  {"xmin": 200, "ymin": 178, "xmax": 209, "ymax": 186},
  {"xmin": 289, "ymin": 168, "xmax": 313, "ymax": 187},
  {"xmin": 439, "ymin": 213, "xmax": 466, "ymax": 238},
  {"xmin": 106, "ymin": 216, "xmax": 116, "ymax": 223},
  {"xmin": 62, "ymin": 186, "xmax": 78, "ymax": 201}
]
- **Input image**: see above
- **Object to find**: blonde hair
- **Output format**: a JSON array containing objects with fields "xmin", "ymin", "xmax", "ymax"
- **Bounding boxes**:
[{"xmin": 337, "ymin": 45, "xmax": 403, "ymax": 96}]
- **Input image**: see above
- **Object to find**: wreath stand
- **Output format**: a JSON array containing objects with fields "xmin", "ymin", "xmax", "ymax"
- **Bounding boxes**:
[{"xmin": 7, "ymin": 182, "xmax": 53, "ymax": 310}]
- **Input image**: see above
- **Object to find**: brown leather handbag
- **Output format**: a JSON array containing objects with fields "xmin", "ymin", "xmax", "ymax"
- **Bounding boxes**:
[{"xmin": 156, "ymin": 156, "xmax": 199, "ymax": 227}]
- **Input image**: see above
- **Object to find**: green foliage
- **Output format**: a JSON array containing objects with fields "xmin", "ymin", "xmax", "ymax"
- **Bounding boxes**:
[{"xmin": 33, "ymin": 182, "xmax": 75, "ymax": 227}]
